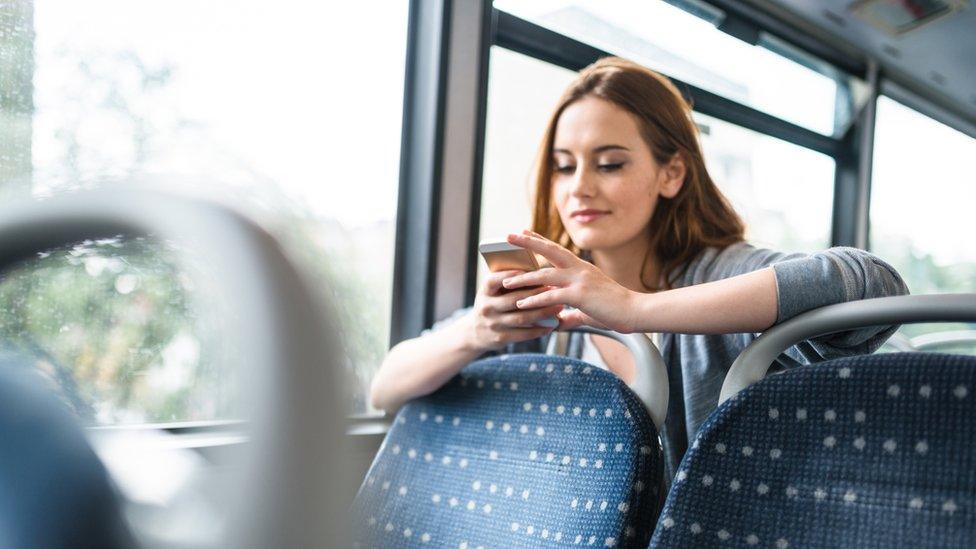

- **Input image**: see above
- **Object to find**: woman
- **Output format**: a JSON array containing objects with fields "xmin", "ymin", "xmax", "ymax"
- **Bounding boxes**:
[{"xmin": 370, "ymin": 57, "xmax": 907, "ymax": 473}]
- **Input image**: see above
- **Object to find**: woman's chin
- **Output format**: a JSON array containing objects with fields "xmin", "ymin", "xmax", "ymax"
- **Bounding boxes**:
[{"xmin": 566, "ymin": 230, "xmax": 613, "ymax": 251}]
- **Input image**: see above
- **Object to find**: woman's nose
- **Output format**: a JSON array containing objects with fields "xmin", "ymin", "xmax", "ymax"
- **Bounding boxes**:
[{"xmin": 569, "ymin": 168, "xmax": 597, "ymax": 197}]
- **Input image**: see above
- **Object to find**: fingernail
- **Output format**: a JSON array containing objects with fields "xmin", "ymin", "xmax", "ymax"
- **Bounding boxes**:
[
  {"xmin": 502, "ymin": 279, "xmax": 510, "ymax": 287},
  {"xmin": 515, "ymin": 300, "xmax": 524, "ymax": 308}
]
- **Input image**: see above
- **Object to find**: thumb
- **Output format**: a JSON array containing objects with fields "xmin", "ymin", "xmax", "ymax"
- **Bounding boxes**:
[{"xmin": 558, "ymin": 309, "xmax": 610, "ymax": 331}]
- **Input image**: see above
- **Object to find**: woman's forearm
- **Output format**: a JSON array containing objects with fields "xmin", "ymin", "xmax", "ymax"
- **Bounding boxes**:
[
  {"xmin": 630, "ymin": 267, "xmax": 778, "ymax": 334},
  {"xmin": 369, "ymin": 314, "xmax": 485, "ymax": 414}
]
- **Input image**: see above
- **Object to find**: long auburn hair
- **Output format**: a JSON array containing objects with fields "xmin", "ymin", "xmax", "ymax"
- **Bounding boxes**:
[{"xmin": 531, "ymin": 57, "xmax": 745, "ymax": 290}]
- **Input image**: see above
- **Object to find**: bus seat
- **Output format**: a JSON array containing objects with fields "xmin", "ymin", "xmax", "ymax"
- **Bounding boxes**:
[
  {"xmin": 0, "ymin": 357, "xmax": 133, "ymax": 549},
  {"xmin": 651, "ymin": 294, "xmax": 976, "ymax": 547},
  {"xmin": 352, "ymin": 353, "xmax": 664, "ymax": 548}
]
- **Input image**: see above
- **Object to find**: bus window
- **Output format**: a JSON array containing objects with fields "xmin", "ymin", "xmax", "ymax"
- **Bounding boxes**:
[
  {"xmin": 871, "ymin": 95, "xmax": 976, "ymax": 350},
  {"xmin": 696, "ymin": 113, "xmax": 834, "ymax": 252},
  {"xmin": 494, "ymin": 0, "xmax": 847, "ymax": 136},
  {"xmin": 477, "ymin": 48, "xmax": 577, "ymax": 284},
  {"xmin": 0, "ymin": 237, "xmax": 235, "ymax": 425},
  {"xmin": 0, "ymin": 0, "xmax": 409, "ymax": 418}
]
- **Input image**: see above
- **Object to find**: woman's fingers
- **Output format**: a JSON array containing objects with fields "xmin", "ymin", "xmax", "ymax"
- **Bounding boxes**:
[
  {"xmin": 515, "ymin": 287, "xmax": 571, "ymax": 310},
  {"xmin": 484, "ymin": 269, "xmax": 524, "ymax": 296},
  {"xmin": 502, "ymin": 267, "xmax": 563, "ymax": 290},
  {"xmin": 557, "ymin": 308, "xmax": 609, "ymax": 331},
  {"xmin": 496, "ymin": 304, "xmax": 564, "ymax": 329},
  {"xmin": 495, "ymin": 285, "xmax": 549, "ymax": 311},
  {"xmin": 506, "ymin": 232, "xmax": 578, "ymax": 269}
]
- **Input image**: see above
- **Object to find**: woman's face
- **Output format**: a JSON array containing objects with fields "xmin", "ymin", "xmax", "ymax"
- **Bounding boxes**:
[{"xmin": 550, "ymin": 96, "xmax": 683, "ymax": 253}]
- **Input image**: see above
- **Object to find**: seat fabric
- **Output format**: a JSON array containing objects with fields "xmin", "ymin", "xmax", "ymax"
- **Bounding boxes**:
[
  {"xmin": 353, "ymin": 353, "xmax": 663, "ymax": 548},
  {"xmin": 651, "ymin": 352, "xmax": 976, "ymax": 548}
]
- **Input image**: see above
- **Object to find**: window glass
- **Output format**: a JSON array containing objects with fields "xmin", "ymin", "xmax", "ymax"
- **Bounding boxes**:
[
  {"xmin": 871, "ymin": 96, "xmax": 976, "ymax": 347},
  {"xmin": 696, "ymin": 113, "xmax": 834, "ymax": 252},
  {"xmin": 0, "ymin": 238, "xmax": 233, "ymax": 425},
  {"xmin": 478, "ymin": 48, "xmax": 577, "ymax": 283},
  {"xmin": 0, "ymin": 0, "xmax": 409, "ymax": 419},
  {"xmin": 478, "ymin": 47, "xmax": 833, "ymax": 288},
  {"xmin": 495, "ymin": 0, "xmax": 840, "ymax": 135}
]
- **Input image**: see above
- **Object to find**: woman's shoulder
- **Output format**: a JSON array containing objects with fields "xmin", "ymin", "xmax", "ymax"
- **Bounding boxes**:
[{"xmin": 679, "ymin": 241, "xmax": 785, "ymax": 285}]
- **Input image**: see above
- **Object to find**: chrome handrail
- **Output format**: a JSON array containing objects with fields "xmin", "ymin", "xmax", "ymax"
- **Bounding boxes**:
[{"xmin": 720, "ymin": 294, "xmax": 976, "ymax": 404}]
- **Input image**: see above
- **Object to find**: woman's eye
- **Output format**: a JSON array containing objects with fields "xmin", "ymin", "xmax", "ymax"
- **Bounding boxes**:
[
  {"xmin": 598, "ymin": 162, "xmax": 625, "ymax": 172},
  {"xmin": 554, "ymin": 165, "xmax": 575, "ymax": 174}
]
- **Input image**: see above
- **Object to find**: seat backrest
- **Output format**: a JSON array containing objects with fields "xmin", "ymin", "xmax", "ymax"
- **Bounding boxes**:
[
  {"xmin": 0, "ymin": 363, "xmax": 133, "ymax": 549},
  {"xmin": 651, "ymin": 351, "xmax": 976, "ymax": 547},
  {"xmin": 353, "ymin": 353, "xmax": 664, "ymax": 548}
]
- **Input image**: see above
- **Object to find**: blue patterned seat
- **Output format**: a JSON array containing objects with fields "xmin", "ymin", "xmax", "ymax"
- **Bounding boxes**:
[
  {"xmin": 651, "ymin": 352, "xmax": 976, "ymax": 548},
  {"xmin": 352, "ymin": 353, "xmax": 663, "ymax": 548}
]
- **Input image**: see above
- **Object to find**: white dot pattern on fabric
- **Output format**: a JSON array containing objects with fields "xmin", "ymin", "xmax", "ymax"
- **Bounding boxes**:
[
  {"xmin": 651, "ymin": 354, "xmax": 976, "ymax": 548},
  {"xmin": 352, "ymin": 354, "xmax": 662, "ymax": 548}
]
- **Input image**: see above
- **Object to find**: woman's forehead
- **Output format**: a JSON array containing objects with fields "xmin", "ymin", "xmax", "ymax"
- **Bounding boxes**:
[{"xmin": 553, "ymin": 97, "xmax": 643, "ymax": 152}]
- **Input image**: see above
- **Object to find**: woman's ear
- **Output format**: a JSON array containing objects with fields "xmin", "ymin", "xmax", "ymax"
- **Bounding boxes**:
[{"xmin": 658, "ymin": 153, "xmax": 686, "ymax": 198}]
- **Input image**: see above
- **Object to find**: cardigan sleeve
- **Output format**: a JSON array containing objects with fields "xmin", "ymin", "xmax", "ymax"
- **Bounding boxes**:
[{"xmin": 687, "ymin": 242, "xmax": 909, "ymax": 364}]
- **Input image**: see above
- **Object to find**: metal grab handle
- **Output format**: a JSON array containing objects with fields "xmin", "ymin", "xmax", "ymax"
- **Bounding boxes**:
[
  {"xmin": 913, "ymin": 330, "xmax": 976, "ymax": 351},
  {"xmin": 885, "ymin": 331, "xmax": 917, "ymax": 352},
  {"xmin": 719, "ymin": 294, "xmax": 976, "ymax": 404},
  {"xmin": 0, "ymin": 189, "xmax": 347, "ymax": 548},
  {"xmin": 549, "ymin": 327, "xmax": 668, "ymax": 432}
]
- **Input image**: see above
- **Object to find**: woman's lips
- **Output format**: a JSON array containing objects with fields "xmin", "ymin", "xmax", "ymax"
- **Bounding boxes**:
[{"xmin": 571, "ymin": 210, "xmax": 610, "ymax": 223}]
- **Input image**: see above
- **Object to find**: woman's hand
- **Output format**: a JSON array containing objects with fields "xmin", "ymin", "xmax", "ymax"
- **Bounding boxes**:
[
  {"xmin": 502, "ymin": 230, "xmax": 640, "ymax": 333},
  {"xmin": 463, "ymin": 269, "xmax": 564, "ymax": 352}
]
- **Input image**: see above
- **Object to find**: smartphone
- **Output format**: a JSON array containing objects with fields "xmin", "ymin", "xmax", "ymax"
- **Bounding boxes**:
[{"xmin": 478, "ymin": 238, "xmax": 559, "ymax": 328}]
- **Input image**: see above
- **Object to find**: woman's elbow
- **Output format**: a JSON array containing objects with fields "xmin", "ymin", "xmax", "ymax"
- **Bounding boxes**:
[
  {"xmin": 866, "ymin": 254, "xmax": 909, "ymax": 299},
  {"xmin": 369, "ymin": 371, "xmax": 399, "ymax": 414},
  {"xmin": 831, "ymin": 248, "xmax": 909, "ymax": 300}
]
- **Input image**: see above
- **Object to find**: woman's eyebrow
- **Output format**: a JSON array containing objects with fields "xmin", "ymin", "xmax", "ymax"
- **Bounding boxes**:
[
  {"xmin": 593, "ymin": 144, "xmax": 630, "ymax": 153},
  {"xmin": 552, "ymin": 144, "xmax": 630, "ymax": 155}
]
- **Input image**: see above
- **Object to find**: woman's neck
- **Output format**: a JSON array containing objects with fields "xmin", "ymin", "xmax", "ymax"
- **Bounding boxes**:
[{"xmin": 590, "ymin": 236, "xmax": 660, "ymax": 293}]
